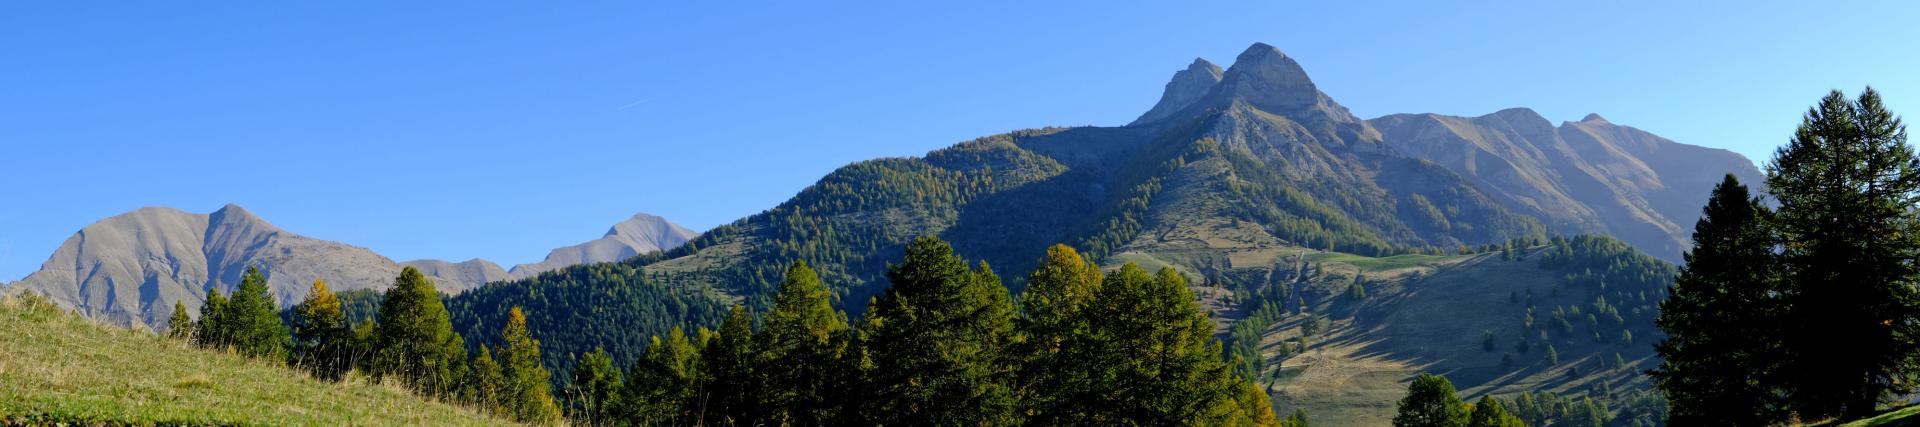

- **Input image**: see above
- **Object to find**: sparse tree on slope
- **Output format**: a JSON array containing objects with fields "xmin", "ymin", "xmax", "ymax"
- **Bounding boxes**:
[
  {"xmin": 1393, "ymin": 373, "xmax": 1467, "ymax": 427},
  {"xmin": 1767, "ymin": 88, "xmax": 1920, "ymax": 420},
  {"xmin": 1651, "ymin": 174, "xmax": 1786, "ymax": 426}
]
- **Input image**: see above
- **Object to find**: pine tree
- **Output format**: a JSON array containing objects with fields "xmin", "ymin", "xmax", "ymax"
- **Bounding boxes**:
[
  {"xmin": 225, "ymin": 267, "xmax": 289, "ymax": 358},
  {"xmin": 757, "ymin": 261, "xmax": 852, "ymax": 425},
  {"xmin": 1015, "ymin": 244, "xmax": 1104, "ymax": 423},
  {"xmin": 166, "ymin": 301, "xmax": 194, "ymax": 340},
  {"xmin": 1393, "ymin": 373, "xmax": 1468, "ymax": 427},
  {"xmin": 1652, "ymin": 174, "xmax": 1786, "ymax": 425},
  {"xmin": 1767, "ymin": 88, "xmax": 1920, "ymax": 419},
  {"xmin": 703, "ymin": 305, "xmax": 759, "ymax": 424},
  {"xmin": 860, "ymin": 236, "xmax": 1019, "ymax": 425},
  {"xmin": 1465, "ymin": 395, "xmax": 1523, "ymax": 427},
  {"xmin": 292, "ymin": 279, "xmax": 352, "ymax": 381},
  {"xmin": 498, "ymin": 306, "xmax": 560, "ymax": 424},
  {"xmin": 371, "ymin": 266, "xmax": 461, "ymax": 395},
  {"xmin": 566, "ymin": 348, "xmax": 621, "ymax": 426},
  {"xmin": 195, "ymin": 286, "xmax": 228, "ymax": 348}
]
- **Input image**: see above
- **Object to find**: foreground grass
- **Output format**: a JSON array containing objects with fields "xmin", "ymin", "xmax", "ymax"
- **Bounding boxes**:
[
  {"xmin": 0, "ymin": 295, "xmax": 512, "ymax": 426},
  {"xmin": 1828, "ymin": 404, "xmax": 1920, "ymax": 427}
]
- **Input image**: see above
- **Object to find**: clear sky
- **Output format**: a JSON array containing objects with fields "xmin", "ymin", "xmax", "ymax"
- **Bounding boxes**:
[{"xmin": 3, "ymin": 1, "xmax": 1916, "ymax": 281}]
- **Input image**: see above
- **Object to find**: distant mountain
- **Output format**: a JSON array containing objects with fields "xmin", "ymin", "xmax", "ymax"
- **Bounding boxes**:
[
  {"xmin": 401, "ymin": 258, "xmax": 509, "ymax": 286},
  {"xmin": 506, "ymin": 213, "xmax": 698, "ymax": 279},
  {"xmin": 1370, "ymin": 110, "xmax": 1763, "ymax": 260},
  {"xmin": 4, "ymin": 204, "xmax": 492, "ymax": 330}
]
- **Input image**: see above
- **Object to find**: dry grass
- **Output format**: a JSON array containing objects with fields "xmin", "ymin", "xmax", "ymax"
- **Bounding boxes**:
[{"xmin": 0, "ymin": 294, "xmax": 514, "ymax": 426}]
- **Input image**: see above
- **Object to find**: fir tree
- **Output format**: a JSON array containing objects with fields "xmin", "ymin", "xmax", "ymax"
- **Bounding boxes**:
[
  {"xmin": 195, "ymin": 286, "xmax": 228, "ymax": 348},
  {"xmin": 860, "ymin": 236, "xmax": 1019, "ymax": 425},
  {"xmin": 703, "ymin": 305, "xmax": 759, "ymax": 424},
  {"xmin": 1767, "ymin": 88, "xmax": 1920, "ymax": 419},
  {"xmin": 1393, "ymin": 373, "xmax": 1467, "ymax": 427}
]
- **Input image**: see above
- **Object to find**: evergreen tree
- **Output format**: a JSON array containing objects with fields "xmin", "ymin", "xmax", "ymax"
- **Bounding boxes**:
[
  {"xmin": 1767, "ymin": 88, "xmax": 1920, "ymax": 419},
  {"xmin": 1015, "ymin": 244, "xmax": 1104, "ymax": 423},
  {"xmin": 1071, "ymin": 264, "xmax": 1262, "ymax": 425},
  {"xmin": 1466, "ymin": 395, "xmax": 1523, "ymax": 427},
  {"xmin": 566, "ymin": 348, "xmax": 621, "ymax": 426},
  {"xmin": 225, "ymin": 267, "xmax": 289, "ymax": 358},
  {"xmin": 1281, "ymin": 409, "xmax": 1310, "ymax": 427},
  {"xmin": 166, "ymin": 301, "xmax": 193, "ymax": 340},
  {"xmin": 291, "ymin": 279, "xmax": 352, "ymax": 381},
  {"xmin": 371, "ymin": 266, "xmax": 461, "ymax": 395},
  {"xmin": 469, "ymin": 345, "xmax": 506, "ymax": 416},
  {"xmin": 195, "ymin": 287, "xmax": 228, "ymax": 348},
  {"xmin": 860, "ymin": 236, "xmax": 1019, "ymax": 425},
  {"xmin": 1651, "ymin": 174, "xmax": 1786, "ymax": 426},
  {"xmin": 498, "ymin": 306, "xmax": 560, "ymax": 424},
  {"xmin": 1393, "ymin": 373, "xmax": 1468, "ymax": 427},
  {"xmin": 614, "ymin": 327, "xmax": 702, "ymax": 425},
  {"xmin": 703, "ymin": 305, "xmax": 759, "ymax": 424},
  {"xmin": 757, "ymin": 261, "xmax": 852, "ymax": 425}
]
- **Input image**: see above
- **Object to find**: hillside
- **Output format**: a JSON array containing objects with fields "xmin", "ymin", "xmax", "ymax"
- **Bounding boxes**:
[{"xmin": 0, "ymin": 294, "xmax": 508, "ymax": 426}]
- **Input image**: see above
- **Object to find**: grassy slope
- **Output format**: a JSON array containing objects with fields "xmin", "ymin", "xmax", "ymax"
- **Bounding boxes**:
[
  {"xmin": 1826, "ymin": 405, "xmax": 1920, "ymax": 427},
  {"xmin": 0, "ymin": 295, "xmax": 510, "ymax": 426}
]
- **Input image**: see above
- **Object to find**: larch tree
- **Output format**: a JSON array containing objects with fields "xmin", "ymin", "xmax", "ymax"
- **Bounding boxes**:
[
  {"xmin": 498, "ymin": 306, "xmax": 560, "ymax": 424},
  {"xmin": 1015, "ymin": 244, "xmax": 1104, "ymax": 423},
  {"xmin": 1465, "ymin": 395, "xmax": 1523, "ymax": 427},
  {"xmin": 566, "ymin": 347, "xmax": 621, "ymax": 427},
  {"xmin": 1651, "ymin": 174, "xmax": 1786, "ymax": 426},
  {"xmin": 756, "ymin": 261, "xmax": 852, "ymax": 425},
  {"xmin": 291, "ymin": 279, "xmax": 352, "ymax": 381},
  {"xmin": 1074, "ymin": 264, "xmax": 1262, "ymax": 425},
  {"xmin": 166, "ymin": 301, "xmax": 193, "ymax": 341},
  {"xmin": 372, "ymin": 266, "xmax": 462, "ymax": 395},
  {"xmin": 615, "ymin": 327, "xmax": 703, "ymax": 425},
  {"xmin": 1767, "ymin": 88, "xmax": 1920, "ymax": 420}
]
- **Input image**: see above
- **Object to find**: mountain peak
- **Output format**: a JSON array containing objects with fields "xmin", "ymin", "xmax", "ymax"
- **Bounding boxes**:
[
  {"xmin": 1130, "ymin": 57, "xmax": 1224, "ymax": 125},
  {"xmin": 1581, "ymin": 113, "xmax": 1610, "ymax": 123},
  {"xmin": 1214, "ymin": 43, "xmax": 1326, "ymax": 115}
]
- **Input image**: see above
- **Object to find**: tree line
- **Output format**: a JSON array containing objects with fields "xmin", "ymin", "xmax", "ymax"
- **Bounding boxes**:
[
  {"xmin": 1655, "ymin": 88, "xmax": 1920, "ymax": 425},
  {"xmin": 170, "ymin": 266, "xmax": 564, "ymax": 424}
]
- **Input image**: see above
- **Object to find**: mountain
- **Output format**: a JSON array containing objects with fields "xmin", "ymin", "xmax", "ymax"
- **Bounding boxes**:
[
  {"xmin": 401, "ymin": 258, "xmax": 510, "ymax": 286},
  {"xmin": 505, "ymin": 212, "xmax": 698, "ymax": 278},
  {"xmin": 3, "ymin": 204, "xmax": 492, "ymax": 330},
  {"xmin": 444, "ymin": 43, "xmax": 1736, "ymax": 423},
  {"xmin": 1370, "ymin": 110, "xmax": 1764, "ymax": 260}
]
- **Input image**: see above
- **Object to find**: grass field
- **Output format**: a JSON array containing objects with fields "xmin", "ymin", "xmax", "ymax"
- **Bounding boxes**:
[{"xmin": 0, "ymin": 294, "xmax": 512, "ymax": 426}]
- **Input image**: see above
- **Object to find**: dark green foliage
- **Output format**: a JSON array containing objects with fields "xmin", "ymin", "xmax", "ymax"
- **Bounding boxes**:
[
  {"xmin": 1017, "ymin": 244, "xmax": 1106, "ymax": 422},
  {"xmin": 224, "ymin": 267, "xmax": 289, "ymax": 358},
  {"xmin": 166, "ymin": 301, "xmax": 192, "ymax": 340},
  {"xmin": 613, "ymin": 327, "xmax": 702, "ymax": 424},
  {"xmin": 860, "ymin": 236, "xmax": 1020, "ymax": 425},
  {"xmin": 469, "ymin": 345, "xmax": 505, "ymax": 416},
  {"xmin": 1282, "ymin": 409, "xmax": 1311, "ymax": 427},
  {"xmin": 194, "ymin": 287, "xmax": 226, "ymax": 347},
  {"xmin": 1768, "ymin": 88, "xmax": 1920, "ymax": 420},
  {"xmin": 446, "ymin": 261, "xmax": 728, "ymax": 391},
  {"xmin": 371, "ymin": 266, "xmax": 464, "ymax": 396},
  {"xmin": 1060, "ymin": 264, "xmax": 1267, "ymax": 425},
  {"xmin": 290, "ymin": 280, "xmax": 352, "ymax": 381},
  {"xmin": 566, "ymin": 348, "xmax": 620, "ymax": 426},
  {"xmin": 1393, "ymin": 373, "xmax": 1468, "ymax": 427},
  {"xmin": 703, "ymin": 306, "xmax": 759, "ymax": 424},
  {"xmin": 1650, "ymin": 174, "xmax": 1785, "ymax": 426}
]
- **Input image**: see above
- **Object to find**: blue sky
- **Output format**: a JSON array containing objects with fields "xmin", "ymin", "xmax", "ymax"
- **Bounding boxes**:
[{"xmin": 3, "ymin": 1, "xmax": 1916, "ymax": 281}]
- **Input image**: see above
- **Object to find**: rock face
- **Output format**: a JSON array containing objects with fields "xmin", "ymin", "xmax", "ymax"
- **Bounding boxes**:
[
  {"xmin": 1369, "ymin": 109, "xmax": 1764, "ymax": 260},
  {"xmin": 1132, "ymin": 58, "xmax": 1222, "ymax": 125},
  {"xmin": 400, "ymin": 259, "xmax": 509, "ymax": 287},
  {"xmin": 5, "ymin": 204, "xmax": 491, "ymax": 330},
  {"xmin": 507, "ymin": 213, "xmax": 699, "ymax": 278}
]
